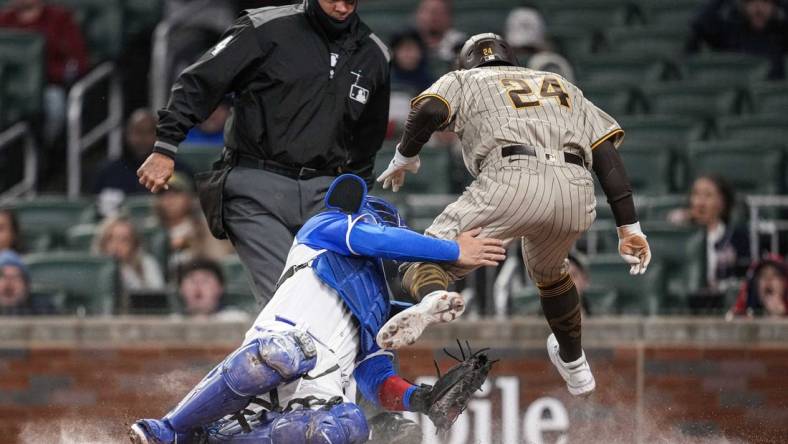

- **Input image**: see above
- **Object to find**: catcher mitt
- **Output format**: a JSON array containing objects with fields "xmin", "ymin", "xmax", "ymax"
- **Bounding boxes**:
[{"xmin": 409, "ymin": 340, "xmax": 495, "ymax": 431}]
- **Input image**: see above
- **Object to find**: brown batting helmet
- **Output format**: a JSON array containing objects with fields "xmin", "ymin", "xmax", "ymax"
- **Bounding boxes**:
[{"xmin": 457, "ymin": 33, "xmax": 517, "ymax": 70}]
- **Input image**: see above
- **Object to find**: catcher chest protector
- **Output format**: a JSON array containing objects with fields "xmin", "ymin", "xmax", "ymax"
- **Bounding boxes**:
[{"xmin": 458, "ymin": 33, "xmax": 517, "ymax": 70}]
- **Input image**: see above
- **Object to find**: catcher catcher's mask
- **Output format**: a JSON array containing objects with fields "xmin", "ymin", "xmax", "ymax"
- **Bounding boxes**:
[
  {"xmin": 324, "ymin": 174, "xmax": 406, "ymax": 228},
  {"xmin": 458, "ymin": 33, "xmax": 518, "ymax": 70}
]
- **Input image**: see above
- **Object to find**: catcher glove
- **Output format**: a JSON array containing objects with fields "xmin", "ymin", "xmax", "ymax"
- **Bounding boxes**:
[{"xmin": 409, "ymin": 340, "xmax": 495, "ymax": 431}]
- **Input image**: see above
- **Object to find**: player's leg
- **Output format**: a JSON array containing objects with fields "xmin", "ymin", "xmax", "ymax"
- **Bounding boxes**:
[
  {"xmin": 222, "ymin": 167, "xmax": 301, "ymax": 309},
  {"xmin": 130, "ymin": 329, "xmax": 318, "ymax": 444}
]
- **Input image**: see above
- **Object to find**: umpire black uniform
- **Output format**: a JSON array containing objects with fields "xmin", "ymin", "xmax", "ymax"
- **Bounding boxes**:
[{"xmin": 150, "ymin": 0, "xmax": 391, "ymax": 307}]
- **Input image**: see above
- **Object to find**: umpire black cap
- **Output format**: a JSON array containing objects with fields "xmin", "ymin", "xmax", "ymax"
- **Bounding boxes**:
[{"xmin": 458, "ymin": 33, "xmax": 517, "ymax": 70}]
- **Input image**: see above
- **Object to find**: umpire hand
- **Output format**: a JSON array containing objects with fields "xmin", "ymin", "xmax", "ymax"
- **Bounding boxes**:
[
  {"xmin": 617, "ymin": 222, "xmax": 652, "ymax": 275},
  {"xmin": 377, "ymin": 145, "xmax": 421, "ymax": 192},
  {"xmin": 137, "ymin": 153, "xmax": 175, "ymax": 193},
  {"xmin": 455, "ymin": 228, "xmax": 506, "ymax": 268}
]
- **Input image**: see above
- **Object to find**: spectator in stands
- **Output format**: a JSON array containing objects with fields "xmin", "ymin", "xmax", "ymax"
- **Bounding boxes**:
[
  {"xmin": 388, "ymin": 30, "xmax": 436, "ymax": 130},
  {"xmin": 183, "ymin": 101, "xmax": 230, "ymax": 146},
  {"xmin": 504, "ymin": 7, "xmax": 575, "ymax": 82},
  {"xmin": 727, "ymin": 255, "xmax": 788, "ymax": 318},
  {"xmin": 92, "ymin": 216, "xmax": 165, "ymax": 292},
  {"xmin": 176, "ymin": 258, "xmax": 247, "ymax": 320},
  {"xmin": 668, "ymin": 174, "xmax": 750, "ymax": 292},
  {"xmin": 0, "ymin": 209, "xmax": 22, "ymax": 253},
  {"xmin": 415, "ymin": 0, "xmax": 467, "ymax": 65},
  {"xmin": 0, "ymin": 0, "xmax": 90, "ymax": 145},
  {"xmin": 94, "ymin": 109, "xmax": 193, "ymax": 217},
  {"xmin": 152, "ymin": 172, "xmax": 233, "ymax": 268},
  {"xmin": 688, "ymin": 0, "xmax": 788, "ymax": 79},
  {"xmin": 0, "ymin": 250, "xmax": 55, "ymax": 315}
]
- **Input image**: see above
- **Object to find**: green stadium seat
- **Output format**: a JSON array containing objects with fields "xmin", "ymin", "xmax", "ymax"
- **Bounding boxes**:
[
  {"xmin": 178, "ymin": 143, "xmax": 223, "ymax": 174},
  {"xmin": 618, "ymin": 115, "xmax": 706, "ymax": 145},
  {"xmin": 574, "ymin": 53, "xmax": 674, "ymax": 88},
  {"xmin": 638, "ymin": 0, "xmax": 704, "ymax": 25},
  {"xmin": 642, "ymin": 81, "xmax": 744, "ymax": 120},
  {"xmin": 716, "ymin": 114, "xmax": 788, "ymax": 144},
  {"xmin": 638, "ymin": 194, "xmax": 688, "ymax": 221},
  {"xmin": 454, "ymin": 10, "xmax": 510, "ymax": 35},
  {"xmin": 0, "ymin": 30, "xmax": 44, "ymax": 124},
  {"xmin": 121, "ymin": 195, "xmax": 157, "ymax": 225},
  {"xmin": 221, "ymin": 254, "xmax": 249, "ymax": 291},
  {"xmin": 404, "ymin": 194, "xmax": 456, "ymax": 232},
  {"xmin": 0, "ymin": 64, "xmax": 5, "ymax": 127},
  {"xmin": 585, "ymin": 255, "xmax": 665, "ymax": 315},
  {"xmin": 683, "ymin": 53, "xmax": 771, "ymax": 86},
  {"xmin": 25, "ymin": 252, "xmax": 119, "ymax": 315},
  {"xmin": 5, "ymin": 197, "xmax": 92, "ymax": 250},
  {"xmin": 544, "ymin": 3, "xmax": 636, "ymax": 30},
  {"xmin": 375, "ymin": 145, "xmax": 452, "ymax": 195},
  {"xmin": 582, "ymin": 83, "xmax": 641, "ymax": 116},
  {"xmin": 65, "ymin": 222, "xmax": 169, "ymax": 270},
  {"xmin": 360, "ymin": 11, "xmax": 412, "ymax": 41},
  {"xmin": 583, "ymin": 286, "xmax": 620, "ymax": 316},
  {"xmin": 548, "ymin": 26, "xmax": 599, "ymax": 61},
  {"xmin": 604, "ymin": 26, "xmax": 690, "ymax": 58},
  {"xmin": 51, "ymin": 0, "xmax": 124, "ymax": 62},
  {"xmin": 640, "ymin": 222, "xmax": 705, "ymax": 314},
  {"xmin": 620, "ymin": 144, "xmax": 673, "ymax": 195},
  {"xmin": 750, "ymin": 81, "xmax": 788, "ymax": 115},
  {"xmin": 123, "ymin": 0, "xmax": 163, "ymax": 41},
  {"xmin": 688, "ymin": 140, "xmax": 784, "ymax": 194},
  {"xmin": 363, "ymin": 0, "xmax": 420, "ymax": 13}
]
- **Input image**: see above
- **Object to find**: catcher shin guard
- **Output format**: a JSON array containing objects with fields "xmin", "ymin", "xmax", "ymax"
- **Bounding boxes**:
[
  {"xmin": 269, "ymin": 403, "xmax": 369, "ymax": 444},
  {"xmin": 400, "ymin": 262, "xmax": 450, "ymax": 301},
  {"xmin": 367, "ymin": 413, "xmax": 422, "ymax": 444},
  {"xmin": 538, "ymin": 273, "xmax": 583, "ymax": 362},
  {"xmin": 164, "ymin": 330, "xmax": 317, "ymax": 433}
]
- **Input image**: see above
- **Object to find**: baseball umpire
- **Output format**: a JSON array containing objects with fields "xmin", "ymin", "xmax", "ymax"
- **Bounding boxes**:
[
  {"xmin": 137, "ymin": 0, "xmax": 391, "ymax": 308},
  {"xmin": 375, "ymin": 33, "xmax": 652, "ymax": 398}
]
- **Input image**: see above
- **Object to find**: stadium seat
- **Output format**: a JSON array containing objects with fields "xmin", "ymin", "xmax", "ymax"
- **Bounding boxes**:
[
  {"xmin": 363, "ymin": 0, "xmax": 420, "ymax": 13},
  {"xmin": 404, "ymin": 194, "xmax": 456, "ymax": 232},
  {"xmin": 688, "ymin": 140, "xmax": 784, "ymax": 194},
  {"xmin": 641, "ymin": 222, "xmax": 705, "ymax": 314},
  {"xmin": 617, "ymin": 115, "xmax": 706, "ymax": 145},
  {"xmin": 642, "ymin": 81, "xmax": 744, "ymax": 120},
  {"xmin": 454, "ymin": 10, "xmax": 510, "ymax": 35},
  {"xmin": 585, "ymin": 255, "xmax": 665, "ymax": 315},
  {"xmin": 121, "ymin": 195, "xmax": 157, "ymax": 225},
  {"xmin": 716, "ymin": 114, "xmax": 788, "ymax": 144},
  {"xmin": 637, "ymin": 0, "xmax": 704, "ymax": 25},
  {"xmin": 123, "ymin": 0, "xmax": 163, "ymax": 41},
  {"xmin": 221, "ymin": 255, "xmax": 249, "ymax": 292},
  {"xmin": 638, "ymin": 194, "xmax": 688, "ymax": 221},
  {"xmin": 5, "ymin": 197, "xmax": 93, "ymax": 250},
  {"xmin": 620, "ymin": 144, "xmax": 673, "ymax": 195},
  {"xmin": 360, "ymin": 11, "xmax": 412, "ymax": 41},
  {"xmin": 683, "ymin": 53, "xmax": 771, "ymax": 86},
  {"xmin": 548, "ymin": 26, "xmax": 600, "ymax": 62},
  {"xmin": 544, "ymin": 2, "xmax": 637, "ymax": 30},
  {"xmin": 376, "ymin": 146, "xmax": 452, "ymax": 195},
  {"xmin": 604, "ymin": 26, "xmax": 690, "ymax": 58},
  {"xmin": 25, "ymin": 252, "xmax": 119, "ymax": 315},
  {"xmin": 65, "ymin": 222, "xmax": 169, "ymax": 269},
  {"xmin": 581, "ymin": 83, "xmax": 643, "ymax": 116},
  {"xmin": 583, "ymin": 286, "xmax": 620, "ymax": 316},
  {"xmin": 51, "ymin": 0, "xmax": 124, "ymax": 62},
  {"xmin": 178, "ymin": 143, "xmax": 223, "ymax": 174},
  {"xmin": 0, "ymin": 30, "xmax": 44, "ymax": 125},
  {"xmin": 574, "ymin": 53, "xmax": 675, "ymax": 88},
  {"xmin": 750, "ymin": 81, "xmax": 788, "ymax": 115}
]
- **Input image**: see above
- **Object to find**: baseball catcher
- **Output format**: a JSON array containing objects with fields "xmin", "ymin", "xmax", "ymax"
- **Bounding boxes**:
[
  {"xmin": 376, "ymin": 33, "xmax": 652, "ymax": 398},
  {"xmin": 130, "ymin": 174, "xmax": 502, "ymax": 444}
]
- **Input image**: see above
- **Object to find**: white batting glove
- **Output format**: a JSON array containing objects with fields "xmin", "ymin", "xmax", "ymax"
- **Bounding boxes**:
[
  {"xmin": 617, "ymin": 222, "xmax": 652, "ymax": 275},
  {"xmin": 376, "ymin": 145, "xmax": 421, "ymax": 192}
]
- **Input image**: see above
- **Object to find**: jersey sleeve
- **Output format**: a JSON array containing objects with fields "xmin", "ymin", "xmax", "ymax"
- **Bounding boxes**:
[
  {"xmin": 581, "ymin": 97, "xmax": 625, "ymax": 151},
  {"xmin": 297, "ymin": 212, "xmax": 460, "ymax": 262},
  {"xmin": 412, "ymin": 72, "xmax": 462, "ymax": 131}
]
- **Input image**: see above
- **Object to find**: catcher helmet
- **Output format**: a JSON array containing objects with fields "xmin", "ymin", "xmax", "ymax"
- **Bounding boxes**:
[{"xmin": 457, "ymin": 33, "xmax": 517, "ymax": 70}]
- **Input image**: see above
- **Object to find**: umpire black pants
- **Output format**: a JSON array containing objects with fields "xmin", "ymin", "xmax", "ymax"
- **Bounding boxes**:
[{"xmin": 222, "ymin": 166, "xmax": 334, "ymax": 309}]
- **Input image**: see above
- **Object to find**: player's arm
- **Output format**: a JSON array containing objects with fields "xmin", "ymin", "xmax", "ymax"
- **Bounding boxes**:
[
  {"xmin": 354, "ymin": 352, "xmax": 422, "ymax": 412},
  {"xmin": 592, "ymin": 140, "xmax": 651, "ymax": 275},
  {"xmin": 377, "ymin": 73, "xmax": 459, "ymax": 192},
  {"xmin": 299, "ymin": 215, "xmax": 504, "ymax": 265},
  {"xmin": 138, "ymin": 15, "xmax": 264, "ymax": 192}
]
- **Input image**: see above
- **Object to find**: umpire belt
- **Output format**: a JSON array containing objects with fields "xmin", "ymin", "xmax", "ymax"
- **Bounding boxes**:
[
  {"xmin": 502, "ymin": 145, "xmax": 585, "ymax": 168},
  {"xmin": 237, "ymin": 155, "xmax": 370, "ymax": 180}
]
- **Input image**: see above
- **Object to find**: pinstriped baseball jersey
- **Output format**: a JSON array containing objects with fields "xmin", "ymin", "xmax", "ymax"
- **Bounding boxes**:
[{"xmin": 413, "ymin": 66, "xmax": 624, "ymax": 177}]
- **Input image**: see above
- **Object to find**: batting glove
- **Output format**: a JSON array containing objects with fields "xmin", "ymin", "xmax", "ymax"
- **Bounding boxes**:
[
  {"xmin": 617, "ymin": 222, "xmax": 651, "ymax": 275},
  {"xmin": 376, "ymin": 146, "xmax": 421, "ymax": 192}
]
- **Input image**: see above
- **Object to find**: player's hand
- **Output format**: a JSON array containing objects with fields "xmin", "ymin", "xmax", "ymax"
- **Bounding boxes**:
[
  {"xmin": 137, "ymin": 152, "xmax": 175, "ymax": 193},
  {"xmin": 376, "ymin": 145, "xmax": 420, "ymax": 192},
  {"xmin": 617, "ymin": 222, "xmax": 651, "ymax": 275},
  {"xmin": 455, "ymin": 228, "xmax": 506, "ymax": 268}
]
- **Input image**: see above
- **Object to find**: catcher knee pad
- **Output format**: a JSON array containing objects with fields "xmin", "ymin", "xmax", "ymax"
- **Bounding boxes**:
[
  {"xmin": 223, "ymin": 329, "xmax": 317, "ymax": 396},
  {"xmin": 269, "ymin": 404, "xmax": 368, "ymax": 444}
]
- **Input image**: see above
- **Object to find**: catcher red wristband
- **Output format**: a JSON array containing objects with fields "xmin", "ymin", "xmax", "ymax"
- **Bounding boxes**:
[{"xmin": 378, "ymin": 375, "xmax": 416, "ymax": 411}]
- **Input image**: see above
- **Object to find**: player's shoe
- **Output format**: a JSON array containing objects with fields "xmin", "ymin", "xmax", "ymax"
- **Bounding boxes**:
[
  {"xmin": 546, "ymin": 333, "xmax": 596, "ymax": 397},
  {"xmin": 376, "ymin": 290, "xmax": 465, "ymax": 349}
]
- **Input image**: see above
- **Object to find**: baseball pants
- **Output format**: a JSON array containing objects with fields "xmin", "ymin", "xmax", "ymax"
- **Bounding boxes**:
[
  {"xmin": 222, "ymin": 167, "xmax": 334, "ymax": 308},
  {"xmin": 426, "ymin": 146, "xmax": 596, "ymax": 285}
]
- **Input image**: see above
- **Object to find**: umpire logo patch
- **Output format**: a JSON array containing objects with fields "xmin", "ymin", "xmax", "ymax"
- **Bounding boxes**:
[{"xmin": 349, "ymin": 71, "xmax": 369, "ymax": 104}]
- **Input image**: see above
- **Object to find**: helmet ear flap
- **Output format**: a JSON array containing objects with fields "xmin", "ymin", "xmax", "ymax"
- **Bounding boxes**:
[{"xmin": 325, "ymin": 174, "xmax": 367, "ymax": 214}]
